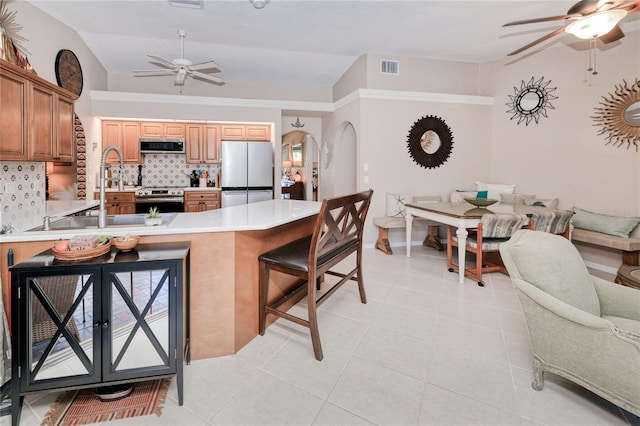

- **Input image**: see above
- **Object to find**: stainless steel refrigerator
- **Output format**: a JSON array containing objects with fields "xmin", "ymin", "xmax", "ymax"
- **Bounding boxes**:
[{"xmin": 221, "ymin": 141, "xmax": 274, "ymax": 207}]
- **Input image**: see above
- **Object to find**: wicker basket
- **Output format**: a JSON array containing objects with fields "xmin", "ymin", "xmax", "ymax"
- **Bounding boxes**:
[{"xmin": 52, "ymin": 240, "xmax": 112, "ymax": 261}]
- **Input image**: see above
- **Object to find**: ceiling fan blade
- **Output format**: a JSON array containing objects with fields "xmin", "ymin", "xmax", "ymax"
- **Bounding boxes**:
[
  {"xmin": 503, "ymin": 14, "xmax": 578, "ymax": 27},
  {"xmin": 189, "ymin": 70, "xmax": 226, "ymax": 85},
  {"xmin": 600, "ymin": 24, "xmax": 625, "ymax": 43},
  {"xmin": 147, "ymin": 55, "xmax": 175, "ymax": 69},
  {"xmin": 617, "ymin": 0, "xmax": 640, "ymax": 12},
  {"xmin": 503, "ymin": 14, "xmax": 582, "ymax": 27},
  {"xmin": 507, "ymin": 27, "xmax": 566, "ymax": 56},
  {"xmin": 189, "ymin": 60, "xmax": 221, "ymax": 72},
  {"xmin": 133, "ymin": 69, "xmax": 176, "ymax": 77}
]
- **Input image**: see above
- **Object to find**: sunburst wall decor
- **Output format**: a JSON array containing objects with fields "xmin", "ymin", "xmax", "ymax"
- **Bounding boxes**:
[
  {"xmin": 506, "ymin": 77, "xmax": 557, "ymax": 126},
  {"xmin": 591, "ymin": 78, "xmax": 640, "ymax": 151}
]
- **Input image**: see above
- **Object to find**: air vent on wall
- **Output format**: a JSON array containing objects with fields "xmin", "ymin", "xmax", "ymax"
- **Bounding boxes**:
[{"xmin": 381, "ymin": 60, "xmax": 399, "ymax": 75}]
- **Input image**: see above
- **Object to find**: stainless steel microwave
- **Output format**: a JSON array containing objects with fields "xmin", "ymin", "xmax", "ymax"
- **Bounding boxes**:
[{"xmin": 139, "ymin": 138, "xmax": 185, "ymax": 154}]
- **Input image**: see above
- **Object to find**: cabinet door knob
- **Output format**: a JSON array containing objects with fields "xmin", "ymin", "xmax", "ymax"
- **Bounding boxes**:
[
  {"xmin": 94, "ymin": 321, "xmax": 101, "ymax": 329},
  {"xmin": 102, "ymin": 320, "xmax": 110, "ymax": 329}
]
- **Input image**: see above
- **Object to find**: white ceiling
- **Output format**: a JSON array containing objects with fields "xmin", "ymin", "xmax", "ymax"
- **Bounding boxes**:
[{"xmin": 27, "ymin": 0, "xmax": 640, "ymax": 87}]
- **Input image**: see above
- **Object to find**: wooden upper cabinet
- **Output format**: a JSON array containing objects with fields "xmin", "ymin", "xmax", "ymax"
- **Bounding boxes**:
[
  {"xmin": 54, "ymin": 95, "xmax": 75, "ymax": 162},
  {"xmin": 140, "ymin": 122, "xmax": 185, "ymax": 139},
  {"xmin": 102, "ymin": 120, "xmax": 140, "ymax": 164},
  {"xmin": 30, "ymin": 85, "xmax": 55, "ymax": 161},
  {"xmin": 0, "ymin": 67, "xmax": 29, "ymax": 160},
  {"xmin": 245, "ymin": 125, "xmax": 270, "ymax": 141},
  {"xmin": 186, "ymin": 124, "xmax": 219, "ymax": 164},
  {"xmin": 220, "ymin": 124, "xmax": 271, "ymax": 141},
  {"xmin": 0, "ymin": 59, "xmax": 77, "ymax": 162}
]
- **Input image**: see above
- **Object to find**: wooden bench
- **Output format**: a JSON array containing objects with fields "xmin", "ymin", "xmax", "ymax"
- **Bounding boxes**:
[
  {"xmin": 373, "ymin": 216, "xmax": 442, "ymax": 254},
  {"xmin": 571, "ymin": 228, "xmax": 640, "ymax": 266}
]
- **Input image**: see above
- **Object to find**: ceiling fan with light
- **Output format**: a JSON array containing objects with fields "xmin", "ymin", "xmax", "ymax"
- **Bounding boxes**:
[
  {"xmin": 133, "ymin": 30, "xmax": 225, "ymax": 87},
  {"xmin": 504, "ymin": 0, "xmax": 640, "ymax": 56}
]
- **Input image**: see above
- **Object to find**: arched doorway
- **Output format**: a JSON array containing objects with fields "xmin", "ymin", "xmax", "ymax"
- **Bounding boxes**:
[{"xmin": 281, "ymin": 130, "xmax": 320, "ymax": 201}]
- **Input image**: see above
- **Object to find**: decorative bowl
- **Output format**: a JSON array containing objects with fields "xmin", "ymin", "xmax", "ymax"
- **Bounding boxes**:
[
  {"xmin": 113, "ymin": 235, "xmax": 139, "ymax": 252},
  {"xmin": 464, "ymin": 197, "xmax": 498, "ymax": 208}
]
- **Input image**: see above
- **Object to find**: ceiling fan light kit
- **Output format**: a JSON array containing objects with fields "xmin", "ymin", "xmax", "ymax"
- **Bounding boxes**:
[
  {"xmin": 565, "ymin": 9, "xmax": 627, "ymax": 39},
  {"xmin": 250, "ymin": 0, "xmax": 269, "ymax": 9},
  {"xmin": 503, "ymin": 0, "xmax": 639, "ymax": 57}
]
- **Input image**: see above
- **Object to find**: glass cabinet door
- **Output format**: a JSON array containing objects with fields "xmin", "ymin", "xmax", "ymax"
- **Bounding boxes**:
[
  {"xmin": 25, "ymin": 272, "xmax": 99, "ymax": 389},
  {"xmin": 103, "ymin": 264, "xmax": 176, "ymax": 381}
]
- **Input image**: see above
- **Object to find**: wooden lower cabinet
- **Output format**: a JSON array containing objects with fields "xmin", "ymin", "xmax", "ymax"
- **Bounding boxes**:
[
  {"xmin": 93, "ymin": 191, "xmax": 135, "ymax": 214},
  {"xmin": 184, "ymin": 191, "xmax": 220, "ymax": 212}
]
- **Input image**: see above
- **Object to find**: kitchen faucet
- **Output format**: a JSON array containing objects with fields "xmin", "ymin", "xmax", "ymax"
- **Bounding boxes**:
[{"xmin": 98, "ymin": 146, "xmax": 124, "ymax": 228}]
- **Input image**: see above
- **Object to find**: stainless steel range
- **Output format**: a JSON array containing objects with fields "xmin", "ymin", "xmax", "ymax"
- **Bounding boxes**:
[{"xmin": 134, "ymin": 187, "xmax": 185, "ymax": 214}]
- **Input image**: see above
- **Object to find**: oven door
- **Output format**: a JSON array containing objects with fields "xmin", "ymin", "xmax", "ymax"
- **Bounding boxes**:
[{"xmin": 135, "ymin": 198, "xmax": 184, "ymax": 214}]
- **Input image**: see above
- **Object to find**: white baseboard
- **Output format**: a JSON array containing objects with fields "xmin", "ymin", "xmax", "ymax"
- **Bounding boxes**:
[{"xmin": 582, "ymin": 260, "xmax": 618, "ymax": 275}]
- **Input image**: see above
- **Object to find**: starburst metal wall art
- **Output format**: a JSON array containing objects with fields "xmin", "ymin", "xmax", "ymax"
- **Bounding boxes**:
[
  {"xmin": 506, "ymin": 77, "xmax": 557, "ymax": 126},
  {"xmin": 591, "ymin": 78, "xmax": 640, "ymax": 151},
  {"xmin": 0, "ymin": 0, "xmax": 33, "ymax": 71}
]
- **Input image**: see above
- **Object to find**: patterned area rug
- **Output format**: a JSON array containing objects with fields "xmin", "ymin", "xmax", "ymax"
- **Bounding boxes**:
[{"xmin": 41, "ymin": 379, "xmax": 170, "ymax": 426}]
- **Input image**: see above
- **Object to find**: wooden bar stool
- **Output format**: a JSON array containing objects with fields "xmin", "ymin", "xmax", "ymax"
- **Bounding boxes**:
[{"xmin": 258, "ymin": 190, "xmax": 373, "ymax": 360}]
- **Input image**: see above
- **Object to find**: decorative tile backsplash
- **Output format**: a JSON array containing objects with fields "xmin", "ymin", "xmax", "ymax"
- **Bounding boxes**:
[
  {"xmin": 0, "ymin": 161, "xmax": 46, "ymax": 233},
  {"xmin": 107, "ymin": 154, "xmax": 220, "ymax": 188},
  {"xmin": 0, "ymin": 155, "xmax": 219, "ymax": 233}
]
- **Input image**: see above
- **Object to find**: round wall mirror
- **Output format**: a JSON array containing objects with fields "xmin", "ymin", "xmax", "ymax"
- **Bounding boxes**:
[
  {"xmin": 506, "ymin": 76, "xmax": 557, "ymax": 126},
  {"xmin": 624, "ymin": 101, "xmax": 640, "ymax": 126},
  {"xmin": 407, "ymin": 115, "xmax": 453, "ymax": 169},
  {"xmin": 592, "ymin": 78, "xmax": 640, "ymax": 150},
  {"xmin": 518, "ymin": 91, "xmax": 542, "ymax": 111},
  {"xmin": 420, "ymin": 130, "xmax": 441, "ymax": 154}
]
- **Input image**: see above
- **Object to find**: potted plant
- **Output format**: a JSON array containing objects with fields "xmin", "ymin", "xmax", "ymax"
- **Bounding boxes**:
[{"xmin": 144, "ymin": 207, "xmax": 163, "ymax": 226}]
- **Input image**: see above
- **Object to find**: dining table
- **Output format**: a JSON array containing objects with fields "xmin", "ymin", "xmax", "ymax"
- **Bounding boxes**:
[{"xmin": 404, "ymin": 201, "xmax": 568, "ymax": 284}]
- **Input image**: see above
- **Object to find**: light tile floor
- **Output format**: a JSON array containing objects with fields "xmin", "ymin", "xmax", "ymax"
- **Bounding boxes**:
[{"xmin": 19, "ymin": 246, "xmax": 629, "ymax": 425}]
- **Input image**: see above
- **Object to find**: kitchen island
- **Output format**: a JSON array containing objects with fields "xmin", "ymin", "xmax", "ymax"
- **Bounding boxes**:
[{"xmin": 0, "ymin": 200, "xmax": 320, "ymax": 359}]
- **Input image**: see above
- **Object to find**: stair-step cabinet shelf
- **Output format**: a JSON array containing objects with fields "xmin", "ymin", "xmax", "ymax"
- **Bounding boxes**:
[{"xmin": 9, "ymin": 242, "xmax": 190, "ymax": 426}]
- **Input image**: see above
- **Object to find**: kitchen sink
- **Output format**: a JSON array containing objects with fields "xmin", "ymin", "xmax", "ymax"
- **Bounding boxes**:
[{"xmin": 26, "ymin": 213, "xmax": 177, "ymax": 232}]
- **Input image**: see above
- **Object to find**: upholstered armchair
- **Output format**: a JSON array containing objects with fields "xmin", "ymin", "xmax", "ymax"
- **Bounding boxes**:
[{"xmin": 499, "ymin": 230, "xmax": 640, "ymax": 417}]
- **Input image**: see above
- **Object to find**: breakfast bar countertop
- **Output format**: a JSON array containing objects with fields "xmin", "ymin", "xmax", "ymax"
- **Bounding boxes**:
[{"xmin": 0, "ymin": 199, "xmax": 322, "ymax": 243}]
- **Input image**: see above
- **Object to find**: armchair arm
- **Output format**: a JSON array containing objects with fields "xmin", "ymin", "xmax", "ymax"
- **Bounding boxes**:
[
  {"xmin": 514, "ymin": 278, "xmax": 613, "ymax": 330},
  {"xmin": 591, "ymin": 275, "xmax": 640, "ymax": 321}
]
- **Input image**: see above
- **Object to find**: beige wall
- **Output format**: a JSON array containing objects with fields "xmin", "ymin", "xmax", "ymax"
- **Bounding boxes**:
[{"xmin": 13, "ymin": 2, "xmax": 109, "ymax": 191}]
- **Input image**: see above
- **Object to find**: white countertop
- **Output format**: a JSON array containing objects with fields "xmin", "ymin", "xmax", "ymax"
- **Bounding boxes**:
[
  {"xmin": 46, "ymin": 200, "xmax": 100, "ymax": 217},
  {"xmin": 183, "ymin": 187, "xmax": 221, "ymax": 191},
  {"xmin": 0, "ymin": 200, "xmax": 321, "ymax": 243}
]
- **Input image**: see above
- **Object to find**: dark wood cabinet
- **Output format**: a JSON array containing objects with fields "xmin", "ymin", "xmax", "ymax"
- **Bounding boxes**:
[
  {"xmin": 9, "ymin": 242, "xmax": 190, "ymax": 426},
  {"xmin": 282, "ymin": 182, "xmax": 305, "ymax": 200}
]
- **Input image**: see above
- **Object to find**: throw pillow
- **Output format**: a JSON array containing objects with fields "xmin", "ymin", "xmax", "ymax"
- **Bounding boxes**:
[
  {"xmin": 572, "ymin": 207, "xmax": 640, "ymax": 238},
  {"xmin": 475, "ymin": 181, "xmax": 516, "ymax": 200},
  {"xmin": 500, "ymin": 193, "xmax": 536, "ymax": 205},
  {"xmin": 386, "ymin": 192, "xmax": 412, "ymax": 217},
  {"xmin": 524, "ymin": 196, "xmax": 559, "ymax": 209},
  {"xmin": 450, "ymin": 191, "xmax": 477, "ymax": 203}
]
